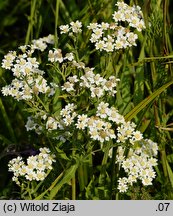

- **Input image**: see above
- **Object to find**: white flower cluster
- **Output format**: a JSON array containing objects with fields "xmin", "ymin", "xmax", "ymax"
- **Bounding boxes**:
[
  {"xmin": 80, "ymin": 115, "xmax": 116, "ymax": 143},
  {"xmin": 48, "ymin": 49, "xmax": 75, "ymax": 63},
  {"xmin": 62, "ymin": 67, "xmax": 120, "ymax": 98},
  {"xmin": 25, "ymin": 93, "xmax": 148, "ymax": 146},
  {"xmin": 112, "ymin": 2, "xmax": 145, "ymax": 31},
  {"xmin": 87, "ymin": 1, "xmax": 145, "ymax": 52},
  {"xmin": 22, "ymin": 53, "xmax": 121, "ymax": 143},
  {"xmin": 58, "ymin": 2, "xmax": 145, "ymax": 52},
  {"xmin": 1, "ymin": 35, "xmax": 55, "ymax": 100},
  {"xmin": 8, "ymin": 147, "xmax": 56, "ymax": 185},
  {"xmin": 109, "ymin": 138, "xmax": 158, "ymax": 193},
  {"xmin": 25, "ymin": 103, "xmax": 77, "ymax": 134},
  {"xmin": 117, "ymin": 121, "xmax": 143, "ymax": 145},
  {"xmin": 21, "ymin": 54, "xmax": 157, "ymax": 158},
  {"xmin": 60, "ymin": 20, "xmax": 82, "ymax": 34}
]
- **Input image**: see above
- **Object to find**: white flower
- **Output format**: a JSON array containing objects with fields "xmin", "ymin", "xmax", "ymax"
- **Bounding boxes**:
[
  {"xmin": 132, "ymin": 131, "xmax": 143, "ymax": 141},
  {"xmin": 95, "ymin": 40, "xmax": 105, "ymax": 51},
  {"xmin": 25, "ymin": 116, "xmax": 37, "ymax": 131},
  {"xmin": 1, "ymin": 86, "xmax": 10, "ymax": 96},
  {"xmin": 63, "ymin": 115, "xmax": 75, "ymax": 126},
  {"xmin": 46, "ymin": 117, "xmax": 58, "ymax": 130},
  {"xmin": 89, "ymin": 127, "xmax": 99, "ymax": 141},
  {"xmin": 90, "ymin": 33, "xmax": 100, "ymax": 43},
  {"xmin": 126, "ymin": 32, "xmax": 138, "ymax": 46},
  {"xmin": 25, "ymin": 170, "xmax": 37, "ymax": 181},
  {"xmin": 64, "ymin": 52, "xmax": 74, "ymax": 61},
  {"xmin": 43, "ymin": 34, "xmax": 55, "ymax": 44},
  {"xmin": 104, "ymin": 42, "xmax": 114, "ymax": 52},
  {"xmin": 117, "ymin": 177, "xmax": 128, "ymax": 192},
  {"xmin": 90, "ymin": 86, "xmax": 104, "ymax": 98},
  {"xmin": 118, "ymin": 177, "xmax": 128, "ymax": 185},
  {"xmin": 32, "ymin": 38, "xmax": 47, "ymax": 51},
  {"xmin": 59, "ymin": 24, "xmax": 70, "ymax": 34},
  {"xmin": 142, "ymin": 177, "xmax": 153, "ymax": 186},
  {"xmin": 112, "ymin": 11, "xmax": 124, "ymax": 22},
  {"xmin": 68, "ymin": 75, "xmax": 79, "ymax": 83},
  {"xmin": 148, "ymin": 158, "xmax": 158, "ymax": 166},
  {"xmin": 1, "ymin": 51, "xmax": 16, "ymax": 69},
  {"xmin": 70, "ymin": 20, "xmax": 82, "ymax": 33},
  {"xmin": 48, "ymin": 49, "xmax": 63, "ymax": 63},
  {"xmin": 76, "ymin": 114, "xmax": 88, "ymax": 130},
  {"xmin": 118, "ymin": 183, "xmax": 128, "ymax": 193},
  {"xmin": 128, "ymin": 174, "xmax": 137, "ymax": 185},
  {"xmin": 60, "ymin": 103, "xmax": 76, "ymax": 118},
  {"xmin": 92, "ymin": 27, "xmax": 103, "ymax": 39},
  {"xmin": 1, "ymin": 59, "xmax": 13, "ymax": 69},
  {"xmin": 34, "ymin": 75, "xmax": 50, "ymax": 94},
  {"xmin": 129, "ymin": 166, "xmax": 140, "ymax": 176},
  {"xmin": 96, "ymin": 102, "xmax": 109, "ymax": 119},
  {"xmin": 100, "ymin": 22, "xmax": 109, "ymax": 30},
  {"xmin": 122, "ymin": 159, "xmax": 133, "ymax": 172},
  {"xmin": 35, "ymin": 171, "xmax": 47, "ymax": 181},
  {"xmin": 87, "ymin": 23, "xmax": 98, "ymax": 30},
  {"xmin": 62, "ymin": 81, "xmax": 75, "ymax": 92}
]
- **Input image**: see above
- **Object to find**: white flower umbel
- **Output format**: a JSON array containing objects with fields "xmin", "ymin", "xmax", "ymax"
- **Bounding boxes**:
[
  {"xmin": 114, "ymin": 138, "xmax": 158, "ymax": 193},
  {"xmin": 58, "ymin": 2, "xmax": 145, "ymax": 52},
  {"xmin": 60, "ymin": 20, "xmax": 82, "ymax": 35},
  {"xmin": 1, "ymin": 35, "xmax": 54, "ymax": 101},
  {"xmin": 87, "ymin": 1, "xmax": 145, "ymax": 52},
  {"xmin": 8, "ymin": 147, "xmax": 56, "ymax": 185}
]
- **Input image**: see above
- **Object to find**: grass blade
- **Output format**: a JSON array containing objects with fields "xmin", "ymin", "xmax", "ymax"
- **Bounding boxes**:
[
  {"xmin": 49, "ymin": 163, "xmax": 79, "ymax": 199},
  {"xmin": 125, "ymin": 80, "xmax": 173, "ymax": 121}
]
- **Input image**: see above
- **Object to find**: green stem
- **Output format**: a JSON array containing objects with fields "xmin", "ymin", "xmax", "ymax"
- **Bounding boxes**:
[
  {"xmin": 163, "ymin": 0, "xmax": 168, "ymax": 54},
  {"xmin": 71, "ymin": 138, "xmax": 76, "ymax": 200},
  {"xmin": 161, "ymin": 149, "xmax": 168, "ymax": 178},
  {"xmin": 35, "ymin": 94, "xmax": 49, "ymax": 113},
  {"xmin": 25, "ymin": 0, "xmax": 37, "ymax": 44},
  {"xmin": 78, "ymin": 164, "xmax": 85, "ymax": 192},
  {"xmin": 98, "ymin": 142, "xmax": 111, "ymax": 186},
  {"xmin": 110, "ymin": 146, "xmax": 117, "ymax": 199},
  {"xmin": 71, "ymin": 175, "xmax": 76, "ymax": 200},
  {"xmin": 54, "ymin": 0, "xmax": 60, "ymax": 48}
]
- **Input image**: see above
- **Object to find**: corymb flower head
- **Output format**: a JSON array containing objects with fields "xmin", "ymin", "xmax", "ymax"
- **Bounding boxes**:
[
  {"xmin": 87, "ymin": 1, "xmax": 146, "ymax": 52},
  {"xmin": 8, "ymin": 147, "xmax": 56, "ymax": 185}
]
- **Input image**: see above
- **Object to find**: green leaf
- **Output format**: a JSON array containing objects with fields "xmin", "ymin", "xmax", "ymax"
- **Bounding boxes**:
[
  {"xmin": 166, "ymin": 160, "xmax": 173, "ymax": 188},
  {"xmin": 49, "ymin": 163, "xmax": 79, "ymax": 199},
  {"xmin": 55, "ymin": 147, "xmax": 70, "ymax": 161},
  {"xmin": 85, "ymin": 177, "xmax": 99, "ymax": 200},
  {"xmin": 52, "ymin": 88, "xmax": 62, "ymax": 113},
  {"xmin": 34, "ymin": 172, "xmax": 64, "ymax": 200},
  {"xmin": 167, "ymin": 154, "xmax": 173, "ymax": 163},
  {"xmin": 125, "ymin": 80, "xmax": 173, "ymax": 121}
]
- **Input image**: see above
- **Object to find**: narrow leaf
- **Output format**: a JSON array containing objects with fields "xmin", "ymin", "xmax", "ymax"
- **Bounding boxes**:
[
  {"xmin": 166, "ymin": 160, "xmax": 173, "ymax": 188},
  {"xmin": 49, "ymin": 163, "xmax": 79, "ymax": 199},
  {"xmin": 125, "ymin": 80, "xmax": 173, "ymax": 121}
]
